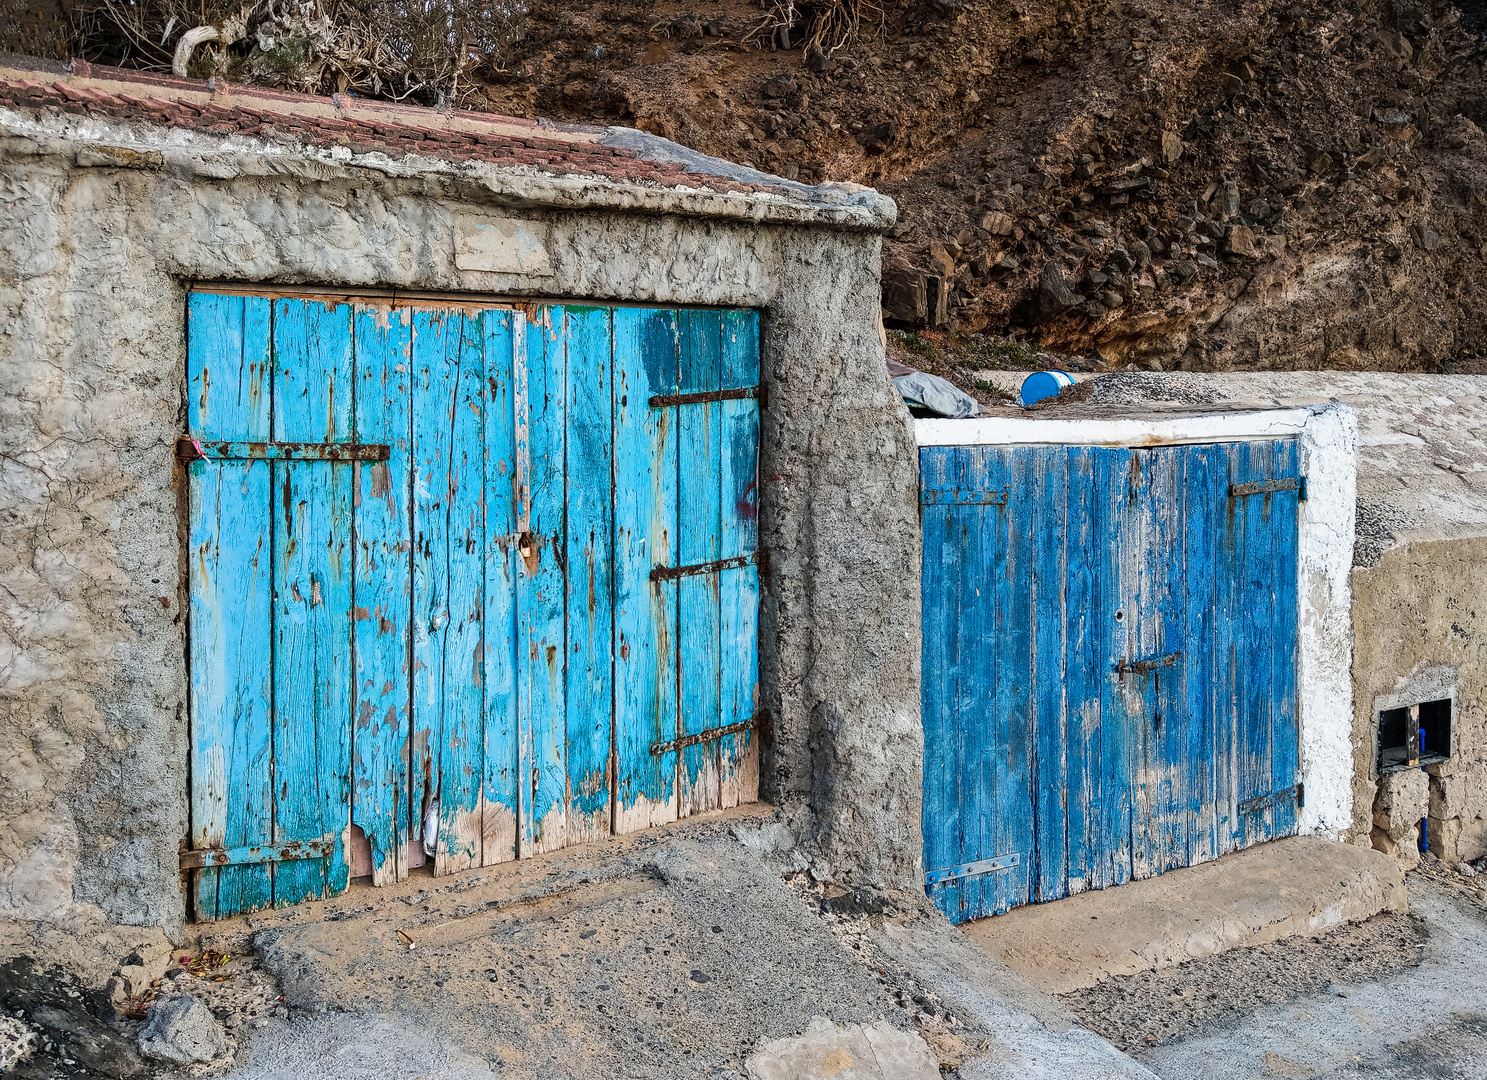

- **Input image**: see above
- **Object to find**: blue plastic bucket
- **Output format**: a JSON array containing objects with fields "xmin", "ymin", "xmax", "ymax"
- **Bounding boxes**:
[{"xmin": 1018, "ymin": 370, "xmax": 1075, "ymax": 407}]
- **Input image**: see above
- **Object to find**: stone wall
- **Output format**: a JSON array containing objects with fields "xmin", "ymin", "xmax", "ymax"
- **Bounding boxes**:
[
  {"xmin": 1352, "ymin": 536, "xmax": 1487, "ymax": 866},
  {"xmin": 0, "ymin": 108, "xmax": 921, "ymax": 931}
]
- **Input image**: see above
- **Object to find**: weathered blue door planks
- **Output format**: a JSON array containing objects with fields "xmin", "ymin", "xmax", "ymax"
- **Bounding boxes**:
[
  {"xmin": 270, "ymin": 298, "xmax": 355, "ymax": 907},
  {"xmin": 717, "ymin": 310, "xmax": 762, "ymax": 806},
  {"xmin": 565, "ymin": 307, "xmax": 617, "ymax": 846},
  {"xmin": 613, "ymin": 307, "xmax": 680, "ymax": 833},
  {"xmin": 921, "ymin": 439, "xmax": 1302, "ymax": 924},
  {"xmin": 186, "ymin": 293, "xmax": 762, "ymax": 919},
  {"xmin": 187, "ymin": 292, "xmax": 275, "ymax": 921},
  {"xmin": 351, "ymin": 305, "xmax": 413, "ymax": 886}
]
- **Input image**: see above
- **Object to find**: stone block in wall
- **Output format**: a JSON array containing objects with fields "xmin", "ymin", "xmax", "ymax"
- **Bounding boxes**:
[
  {"xmin": 1373, "ymin": 768, "xmax": 1429, "ymax": 866},
  {"xmin": 1429, "ymin": 814, "xmax": 1463, "ymax": 863},
  {"xmin": 1371, "ymin": 823, "xmax": 1421, "ymax": 869},
  {"xmin": 1375, "ymin": 767, "xmax": 1429, "ymax": 827},
  {"xmin": 1429, "ymin": 774, "xmax": 1467, "ymax": 819},
  {"xmin": 1460, "ymin": 816, "xmax": 1487, "ymax": 863}
]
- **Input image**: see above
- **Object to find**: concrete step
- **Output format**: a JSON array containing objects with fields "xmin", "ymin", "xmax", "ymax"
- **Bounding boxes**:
[{"xmin": 961, "ymin": 836, "xmax": 1408, "ymax": 995}]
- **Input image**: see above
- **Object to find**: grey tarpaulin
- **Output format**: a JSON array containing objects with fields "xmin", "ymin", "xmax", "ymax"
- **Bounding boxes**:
[{"xmin": 887, "ymin": 360, "xmax": 980, "ymax": 418}]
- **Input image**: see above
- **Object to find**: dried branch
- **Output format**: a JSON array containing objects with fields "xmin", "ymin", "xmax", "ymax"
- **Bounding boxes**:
[{"xmin": 76, "ymin": 0, "xmax": 527, "ymax": 105}]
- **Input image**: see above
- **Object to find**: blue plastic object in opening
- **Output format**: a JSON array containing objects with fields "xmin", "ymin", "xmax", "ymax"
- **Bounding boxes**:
[{"xmin": 1019, "ymin": 370, "xmax": 1075, "ymax": 407}]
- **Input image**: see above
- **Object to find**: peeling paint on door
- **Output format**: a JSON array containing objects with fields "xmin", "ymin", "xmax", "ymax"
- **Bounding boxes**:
[
  {"xmin": 920, "ymin": 440, "xmax": 1302, "ymax": 924},
  {"xmin": 186, "ymin": 293, "xmax": 761, "ymax": 920}
]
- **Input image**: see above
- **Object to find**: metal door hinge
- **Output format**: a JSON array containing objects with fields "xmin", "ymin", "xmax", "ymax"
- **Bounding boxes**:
[
  {"xmin": 649, "ymin": 386, "xmax": 765, "ymax": 408},
  {"xmin": 1115, "ymin": 652, "xmax": 1181, "ymax": 676},
  {"xmin": 180, "ymin": 835, "xmax": 336, "ymax": 869},
  {"xmin": 924, "ymin": 853, "xmax": 1021, "ymax": 888},
  {"xmin": 178, "ymin": 437, "xmax": 390, "ymax": 462},
  {"xmin": 650, "ymin": 552, "xmax": 759, "ymax": 582},
  {"xmin": 1229, "ymin": 477, "xmax": 1305, "ymax": 500},
  {"xmin": 920, "ymin": 486, "xmax": 1010, "ymax": 507},
  {"xmin": 1237, "ymin": 783, "xmax": 1303, "ymax": 816},
  {"xmin": 650, "ymin": 713, "xmax": 760, "ymax": 757}
]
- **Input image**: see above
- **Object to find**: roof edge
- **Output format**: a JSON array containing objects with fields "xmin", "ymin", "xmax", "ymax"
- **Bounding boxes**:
[{"xmin": 0, "ymin": 51, "xmax": 896, "ymax": 232}]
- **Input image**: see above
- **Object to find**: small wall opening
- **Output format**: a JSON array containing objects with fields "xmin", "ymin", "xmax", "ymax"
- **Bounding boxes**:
[{"xmin": 1379, "ymin": 697, "xmax": 1453, "ymax": 772}]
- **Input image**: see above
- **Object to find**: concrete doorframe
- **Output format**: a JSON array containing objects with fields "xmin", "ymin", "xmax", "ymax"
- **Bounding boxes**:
[{"xmin": 916, "ymin": 402, "xmax": 1358, "ymax": 841}]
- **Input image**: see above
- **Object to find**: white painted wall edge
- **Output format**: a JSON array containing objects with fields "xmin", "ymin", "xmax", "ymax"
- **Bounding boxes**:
[
  {"xmin": 1296, "ymin": 403, "xmax": 1358, "ymax": 839},
  {"xmin": 912, "ymin": 402, "xmax": 1359, "ymax": 840},
  {"xmin": 915, "ymin": 409, "xmax": 1314, "ymax": 447}
]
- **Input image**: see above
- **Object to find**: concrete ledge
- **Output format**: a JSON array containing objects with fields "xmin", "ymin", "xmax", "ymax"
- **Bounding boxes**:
[{"xmin": 961, "ymin": 836, "xmax": 1407, "ymax": 995}]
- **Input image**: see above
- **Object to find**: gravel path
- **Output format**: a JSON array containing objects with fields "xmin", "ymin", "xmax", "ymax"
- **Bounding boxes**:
[
  {"xmin": 1119, "ymin": 874, "xmax": 1487, "ymax": 1079},
  {"xmin": 1059, "ymin": 910, "xmax": 1427, "ymax": 1052}
]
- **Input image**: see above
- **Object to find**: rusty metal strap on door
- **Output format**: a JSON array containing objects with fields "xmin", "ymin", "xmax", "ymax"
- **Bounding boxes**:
[
  {"xmin": 924, "ymin": 853, "xmax": 1021, "ymax": 888},
  {"xmin": 180, "ymin": 836, "xmax": 337, "ymax": 869},
  {"xmin": 1238, "ymin": 783, "xmax": 1304, "ymax": 816},
  {"xmin": 650, "ymin": 552, "xmax": 760, "ymax": 583},
  {"xmin": 1229, "ymin": 477, "xmax": 1306, "ymax": 500},
  {"xmin": 177, "ymin": 437, "xmax": 390, "ymax": 462},
  {"xmin": 650, "ymin": 715, "xmax": 759, "ymax": 757},
  {"xmin": 1115, "ymin": 652, "xmax": 1181, "ymax": 676},
  {"xmin": 649, "ymin": 386, "xmax": 764, "ymax": 408},
  {"xmin": 920, "ymin": 486, "xmax": 1010, "ymax": 507}
]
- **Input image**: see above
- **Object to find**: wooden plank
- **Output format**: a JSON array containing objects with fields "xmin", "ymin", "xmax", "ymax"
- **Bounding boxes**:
[
  {"xmin": 433, "ymin": 312, "xmax": 488, "ymax": 875},
  {"xmin": 994, "ymin": 447, "xmax": 1035, "ymax": 917},
  {"xmin": 1179, "ymin": 443, "xmax": 1223, "ymax": 868},
  {"xmin": 519, "ymin": 306, "xmax": 569, "ymax": 854},
  {"xmin": 718, "ymin": 309, "xmax": 761, "ymax": 808},
  {"xmin": 613, "ymin": 307, "xmax": 680, "ymax": 832},
  {"xmin": 187, "ymin": 292, "xmax": 275, "ymax": 920},
  {"xmin": 1124, "ymin": 448, "xmax": 1157, "ymax": 880},
  {"xmin": 1030, "ymin": 445, "xmax": 1069, "ymax": 903},
  {"xmin": 408, "ymin": 307, "xmax": 457, "ymax": 872},
  {"xmin": 1061, "ymin": 446, "xmax": 1101, "ymax": 897},
  {"xmin": 1125, "ymin": 446, "xmax": 1183, "ymax": 879},
  {"xmin": 676, "ymin": 310, "xmax": 724, "ymax": 817},
  {"xmin": 1152, "ymin": 447, "xmax": 1189, "ymax": 876},
  {"xmin": 350, "ymin": 304, "xmax": 413, "ymax": 886},
  {"xmin": 1232, "ymin": 440, "xmax": 1274, "ymax": 850},
  {"xmin": 1227, "ymin": 438, "xmax": 1304, "ymax": 845},
  {"xmin": 919, "ymin": 448, "xmax": 960, "ymax": 920},
  {"xmin": 929, "ymin": 445, "xmax": 974, "ymax": 920},
  {"xmin": 563, "ymin": 306, "xmax": 616, "ymax": 844},
  {"xmin": 960, "ymin": 446, "xmax": 1011, "ymax": 919},
  {"xmin": 1214, "ymin": 441, "xmax": 1243, "ymax": 856},
  {"xmin": 271, "ymin": 297, "xmax": 354, "ymax": 907},
  {"xmin": 188, "ymin": 293, "xmax": 272, "ymax": 440},
  {"xmin": 482, "ymin": 310, "xmax": 521, "ymax": 866},
  {"xmin": 1098, "ymin": 446, "xmax": 1134, "ymax": 890},
  {"xmin": 1269, "ymin": 439, "xmax": 1303, "ymax": 839}
]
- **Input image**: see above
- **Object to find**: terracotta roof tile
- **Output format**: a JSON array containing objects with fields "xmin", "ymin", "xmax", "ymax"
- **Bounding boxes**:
[{"xmin": 0, "ymin": 56, "xmax": 780, "ymax": 195}]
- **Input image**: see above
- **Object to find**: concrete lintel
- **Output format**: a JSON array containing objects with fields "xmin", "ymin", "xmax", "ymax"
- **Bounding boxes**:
[{"xmin": 915, "ymin": 408, "xmax": 1314, "ymax": 447}]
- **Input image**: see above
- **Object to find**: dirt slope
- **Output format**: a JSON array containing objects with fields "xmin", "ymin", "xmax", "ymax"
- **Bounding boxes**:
[
  {"xmin": 14, "ymin": 0, "xmax": 1487, "ymax": 383},
  {"xmin": 467, "ymin": 0, "xmax": 1487, "ymax": 382}
]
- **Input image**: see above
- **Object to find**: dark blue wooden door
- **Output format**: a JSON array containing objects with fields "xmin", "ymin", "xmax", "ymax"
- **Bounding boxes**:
[
  {"xmin": 186, "ymin": 294, "xmax": 760, "ymax": 919},
  {"xmin": 920, "ymin": 439, "xmax": 1301, "ymax": 923}
]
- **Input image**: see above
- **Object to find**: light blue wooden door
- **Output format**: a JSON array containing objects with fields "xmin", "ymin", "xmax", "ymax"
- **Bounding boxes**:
[
  {"xmin": 186, "ymin": 294, "xmax": 760, "ymax": 919},
  {"xmin": 920, "ymin": 440, "xmax": 1301, "ymax": 924}
]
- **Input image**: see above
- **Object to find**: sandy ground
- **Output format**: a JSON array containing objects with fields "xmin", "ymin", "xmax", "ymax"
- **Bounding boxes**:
[
  {"xmin": 17, "ymin": 821, "xmax": 1487, "ymax": 1079},
  {"xmin": 205, "ymin": 811, "xmax": 1146, "ymax": 1080}
]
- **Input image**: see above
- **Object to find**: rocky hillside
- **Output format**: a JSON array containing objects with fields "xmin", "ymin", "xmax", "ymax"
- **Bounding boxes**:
[
  {"xmin": 471, "ymin": 0, "xmax": 1487, "ymax": 389},
  {"xmin": 15, "ymin": 0, "xmax": 1487, "ymax": 388}
]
